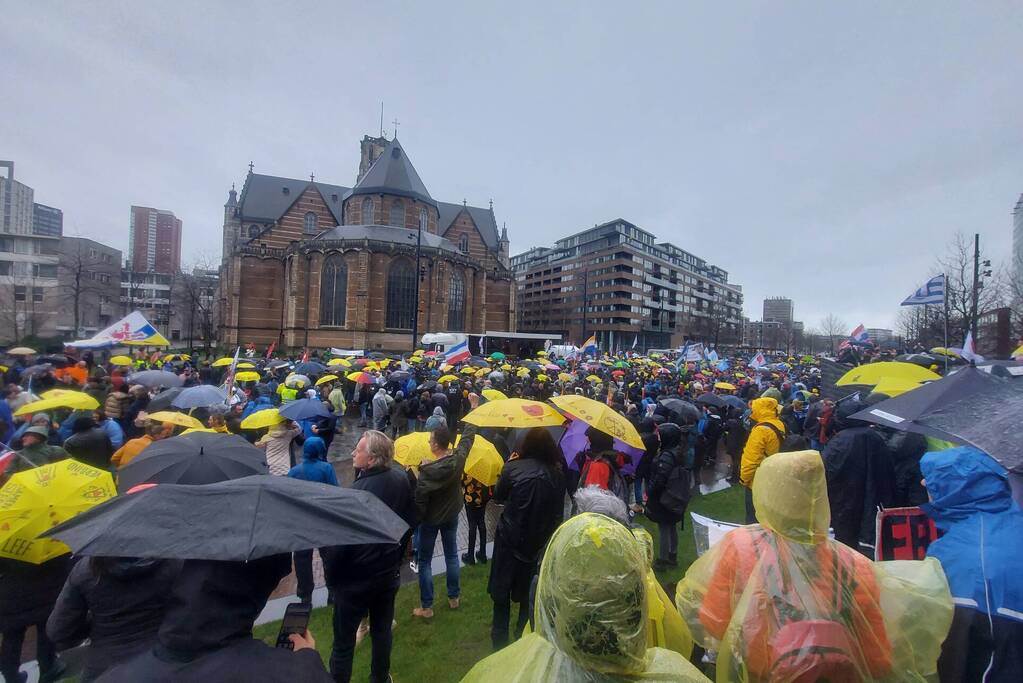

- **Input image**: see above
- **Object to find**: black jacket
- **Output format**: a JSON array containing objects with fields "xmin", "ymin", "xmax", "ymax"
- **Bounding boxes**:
[
  {"xmin": 0, "ymin": 555, "xmax": 73, "ymax": 630},
  {"xmin": 492, "ymin": 456, "xmax": 565, "ymax": 564},
  {"xmin": 414, "ymin": 425, "xmax": 476, "ymax": 525},
  {"xmin": 323, "ymin": 463, "xmax": 416, "ymax": 585},
  {"xmin": 644, "ymin": 423, "xmax": 690, "ymax": 524},
  {"xmin": 64, "ymin": 426, "xmax": 115, "ymax": 470},
  {"xmin": 886, "ymin": 430, "xmax": 929, "ymax": 507},
  {"xmin": 47, "ymin": 558, "xmax": 181, "ymax": 679},
  {"xmin": 822, "ymin": 402, "xmax": 895, "ymax": 550},
  {"xmin": 97, "ymin": 556, "xmax": 331, "ymax": 682}
]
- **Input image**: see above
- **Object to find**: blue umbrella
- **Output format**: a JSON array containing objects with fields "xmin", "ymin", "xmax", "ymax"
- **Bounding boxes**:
[
  {"xmin": 128, "ymin": 370, "xmax": 184, "ymax": 389},
  {"xmin": 171, "ymin": 385, "xmax": 228, "ymax": 409},
  {"xmin": 293, "ymin": 361, "xmax": 327, "ymax": 376},
  {"xmin": 722, "ymin": 395, "xmax": 747, "ymax": 411},
  {"xmin": 279, "ymin": 398, "xmax": 331, "ymax": 421}
]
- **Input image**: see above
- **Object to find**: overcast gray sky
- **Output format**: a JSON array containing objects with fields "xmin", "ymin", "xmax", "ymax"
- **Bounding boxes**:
[{"xmin": 3, "ymin": 1, "xmax": 1021, "ymax": 332}]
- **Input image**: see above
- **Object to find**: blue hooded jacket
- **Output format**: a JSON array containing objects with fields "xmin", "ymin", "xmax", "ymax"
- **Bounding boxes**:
[
  {"xmin": 287, "ymin": 436, "xmax": 337, "ymax": 486},
  {"xmin": 921, "ymin": 447, "xmax": 1023, "ymax": 622}
]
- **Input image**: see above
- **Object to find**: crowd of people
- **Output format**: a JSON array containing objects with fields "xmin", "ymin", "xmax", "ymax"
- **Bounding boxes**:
[{"xmin": 0, "ymin": 342, "xmax": 1020, "ymax": 682}]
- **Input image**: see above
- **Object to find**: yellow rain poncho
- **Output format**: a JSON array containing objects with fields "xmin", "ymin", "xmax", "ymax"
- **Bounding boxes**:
[
  {"xmin": 675, "ymin": 450, "xmax": 952, "ymax": 682},
  {"xmin": 463, "ymin": 513, "xmax": 707, "ymax": 682},
  {"xmin": 632, "ymin": 526, "xmax": 694, "ymax": 659}
]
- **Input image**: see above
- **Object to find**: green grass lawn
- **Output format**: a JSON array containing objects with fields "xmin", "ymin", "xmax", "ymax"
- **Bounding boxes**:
[{"xmin": 254, "ymin": 483, "xmax": 745, "ymax": 682}]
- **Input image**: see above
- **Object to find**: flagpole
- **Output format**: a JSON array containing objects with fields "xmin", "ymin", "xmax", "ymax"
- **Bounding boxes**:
[{"xmin": 942, "ymin": 272, "xmax": 949, "ymax": 374}]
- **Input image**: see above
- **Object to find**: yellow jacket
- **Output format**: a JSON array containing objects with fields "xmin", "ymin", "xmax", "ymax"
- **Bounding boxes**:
[{"xmin": 738, "ymin": 397, "xmax": 784, "ymax": 487}]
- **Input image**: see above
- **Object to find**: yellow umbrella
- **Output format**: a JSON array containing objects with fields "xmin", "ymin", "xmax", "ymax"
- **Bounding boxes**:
[
  {"xmin": 346, "ymin": 371, "xmax": 371, "ymax": 383},
  {"xmin": 146, "ymin": 411, "xmax": 204, "ymax": 430},
  {"xmin": 0, "ymin": 459, "xmax": 116, "ymax": 564},
  {"xmin": 549, "ymin": 394, "xmax": 644, "ymax": 449},
  {"xmin": 585, "ymin": 375, "xmax": 602, "ymax": 383},
  {"xmin": 7, "ymin": 347, "xmax": 36, "ymax": 355},
  {"xmin": 408, "ymin": 356, "xmax": 423, "ymax": 364},
  {"xmin": 1012, "ymin": 344, "xmax": 1023, "ymax": 359},
  {"xmin": 15, "ymin": 392, "xmax": 100, "ymax": 417},
  {"xmin": 240, "ymin": 408, "xmax": 285, "ymax": 430},
  {"xmin": 501, "ymin": 364, "xmax": 514, "ymax": 371},
  {"xmin": 458, "ymin": 434, "xmax": 504, "ymax": 486},
  {"xmin": 393, "ymin": 432, "xmax": 435, "ymax": 469},
  {"xmin": 315, "ymin": 374, "xmax": 338, "ymax": 386},
  {"xmin": 871, "ymin": 377, "xmax": 925, "ymax": 397},
  {"xmin": 39, "ymin": 389, "xmax": 78, "ymax": 400},
  {"xmin": 558, "ymin": 372, "xmax": 573, "ymax": 382},
  {"xmin": 930, "ymin": 347, "xmax": 959, "ymax": 358},
  {"xmin": 535, "ymin": 351, "xmax": 546, "ymax": 357},
  {"xmin": 235, "ymin": 371, "xmax": 261, "ymax": 382},
  {"xmin": 714, "ymin": 381, "xmax": 736, "ymax": 391},
  {"xmin": 460, "ymin": 366, "xmax": 477, "ymax": 375},
  {"xmin": 536, "ymin": 374, "xmax": 549, "ymax": 382},
  {"xmin": 438, "ymin": 374, "xmax": 460, "ymax": 383},
  {"xmin": 236, "ymin": 362, "xmax": 255, "ymax": 369},
  {"xmin": 836, "ymin": 362, "xmax": 940, "ymax": 387},
  {"xmin": 516, "ymin": 368, "xmax": 531, "ymax": 378},
  {"xmin": 328, "ymin": 358, "xmax": 352, "ymax": 367},
  {"xmin": 109, "ymin": 355, "xmax": 132, "ymax": 366},
  {"xmin": 212, "ymin": 357, "xmax": 235, "ymax": 367},
  {"xmin": 481, "ymin": 389, "xmax": 507, "ymax": 401},
  {"xmin": 181, "ymin": 427, "xmax": 217, "ymax": 435},
  {"xmin": 463, "ymin": 399, "xmax": 564, "ymax": 428}
]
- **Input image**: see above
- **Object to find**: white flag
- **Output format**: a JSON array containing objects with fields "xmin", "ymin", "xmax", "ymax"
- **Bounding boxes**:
[
  {"xmin": 960, "ymin": 331, "xmax": 985, "ymax": 363},
  {"xmin": 749, "ymin": 352, "xmax": 766, "ymax": 369},
  {"xmin": 901, "ymin": 274, "xmax": 945, "ymax": 306}
]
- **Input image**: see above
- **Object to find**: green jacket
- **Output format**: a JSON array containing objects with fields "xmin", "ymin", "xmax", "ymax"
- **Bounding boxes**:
[
  {"xmin": 415, "ymin": 425, "xmax": 476, "ymax": 526},
  {"xmin": 12, "ymin": 442, "xmax": 69, "ymax": 475}
]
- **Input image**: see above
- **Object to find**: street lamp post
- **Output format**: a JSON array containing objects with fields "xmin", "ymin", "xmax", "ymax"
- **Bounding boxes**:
[{"xmin": 410, "ymin": 226, "xmax": 423, "ymax": 351}]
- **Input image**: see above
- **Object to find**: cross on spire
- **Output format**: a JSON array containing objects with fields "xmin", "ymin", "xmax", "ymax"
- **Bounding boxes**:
[
  {"xmin": 462, "ymin": 198, "xmax": 467, "ymax": 207},
  {"xmin": 392, "ymin": 118, "xmax": 400, "ymax": 137},
  {"xmin": 489, "ymin": 198, "xmax": 493, "ymax": 210},
  {"xmin": 310, "ymin": 172, "xmax": 315, "ymax": 182},
  {"xmin": 248, "ymin": 161, "xmax": 254, "ymax": 173}
]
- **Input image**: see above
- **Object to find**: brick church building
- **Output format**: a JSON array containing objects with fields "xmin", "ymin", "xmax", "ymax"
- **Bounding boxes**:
[{"xmin": 217, "ymin": 135, "xmax": 516, "ymax": 351}]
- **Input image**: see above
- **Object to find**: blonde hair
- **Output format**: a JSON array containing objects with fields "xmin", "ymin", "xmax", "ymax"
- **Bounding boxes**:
[{"xmin": 360, "ymin": 430, "xmax": 394, "ymax": 468}]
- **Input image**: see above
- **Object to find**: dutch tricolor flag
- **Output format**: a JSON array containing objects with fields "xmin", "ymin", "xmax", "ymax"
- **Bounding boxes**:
[{"xmin": 444, "ymin": 340, "xmax": 471, "ymax": 365}]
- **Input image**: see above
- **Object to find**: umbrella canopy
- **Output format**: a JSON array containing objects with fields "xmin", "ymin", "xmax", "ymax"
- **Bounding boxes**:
[
  {"xmin": 146, "ymin": 387, "xmax": 184, "ymax": 412},
  {"xmin": 117, "ymin": 432, "xmax": 267, "ymax": 491},
  {"xmin": 585, "ymin": 374, "xmax": 602, "ymax": 383},
  {"xmin": 285, "ymin": 373, "xmax": 312, "ymax": 388},
  {"xmin": 460, "ymin": 434, "xmax": 504, "ymax": 486},
  {"xmin": 974, "ymin": 360, "xmax": 1023, "ymax": 379},
  {"xmin": 895, "ymin": 353, "xmax": 941, "ymax": 369},
  {"xmin": 658, "ymin": 398, "xmax": 702, "ymax": 423},
  {"xmin": 109, "ymin": 355, "xmax": 133, "ymax": 366},
  {"xmin": 45, "ymin": 475, "xmax": 410, "ymax": 560},
  {"xmin": 240, "ymin": 408, "xmax": 285, "ymax": 430},
  {"xmin": 870, "ymin": 377, "xmax": 924, "ymax": 398},
  {"xmin": 837, "ymin": 362, "xmax": 941, "ymax": 387},
  {"xmin": 14, "ymin": 391, "xmax": 100, "ymax": 417},
  {"xmin": 437, "ymin": 374, "xmax": 459, "ymax": 384},
  {"xmin": 211, "ymin": 357, "xmax": 235, "ymax": 367},
  {"xmin": 21, "ymin": 363, "xmax": 54, "ymax": 377},
  {"xmin": 327, "ymin": 358, "xmax": 352, "ymax": 367},
  {"xmin": 146, "ymin": 411, "xmax": 204, "ymax": 430},
  {"xmin": 293, "ymin": 361, "xmax": 328, "ymax": 376},
  {"xmin": 394, "ymin": 432, "xmax": 434, "ymax": 469},
  {"xmin": 235, "ymin": 371, "xmax": 261, "ymax": 382},
  {"xmin": 714, "ymin": 381, "xmax": 736, "ymax": 392},
  {"xmin": 171, "ymin": 385, "xmax": 228, "ymax": 409},
  {"xmin": 266, "ymin": 359, "xmax": 292, "ymax": 369},
  {"xmin": 488, "ymin": 352, "xmax": 506, "ymax": 361},
  {"xmin": 345, "ymin": 372, "xmax": 372, "ymax": 385},
  {"xmin": 128, "ymin": 370, "xmax": 184, "ymax": 389},
  {"xmin": 37, "ymin": 354, "xmax": 72, "ymax": 368},
  {"xmin": 481, "ymin": 389, "xmax": 507, "ymax": 401},
  {"xmin": 696, "ymin": 393, "xmax": 727, "ymax": 409},
  {"xmin": 7, "ymin": 347, "xmax": 36, "ymax": 355},
  {"xmin": 235, "ymin": 361, "xmax": 255, "ymax": 369},
  {"xmin": 722, "ymin": 395, "xmax": 747, "ymax": 411},
  {"xmin": 315, "ymin": 374, "xmax": 339, "ymax": 386},
  {"xmin": 558, "ymin": 418, "xmax": 644, "ymax": 476},
  {"xmin": 549, "ymin": 395, "xmax": 644, "ymax": 449},
  {"xmin": 463, "ymin": 399, "xmax": 565, "ymax": 428},
  {"xmin": 278, "ymin": 398, "xmax": 331, "ymax": 421},
  {"xmin": 466, "ymin": 357, "xmax": 489, "ymax": 368},
  {"xmin": 461, "ymin": 366, "xmax": 478, "ymax": 375},
  {"xmin": 0, "ymin": 460, "xmax": 116, "ymax": 564}
]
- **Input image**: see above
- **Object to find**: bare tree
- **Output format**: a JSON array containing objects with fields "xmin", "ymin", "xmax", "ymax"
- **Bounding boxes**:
[
  {"xmin": 935, "ymin": 232, "xmax": 1002, "ymax": 344},
  {"xmin": 819, "ymin": 313, "xmax": 848, "ymax": 352},
  {"xmin": 0, "ymin": 275, "xmax": 45, "ymax": 344},
  {"xmin": 172, "ymin": 254, "xmax": 219, "ymax": 352},
  {"xmin": 59, "ymin": 239, "xmax": 106, "ymax": 335}
]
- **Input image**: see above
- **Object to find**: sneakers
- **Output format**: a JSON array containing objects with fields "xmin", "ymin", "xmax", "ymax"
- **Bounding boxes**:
[
  {"xmin": 412, "ymin": 607, "xmax": 434, "ymax": 619},
  {"xmin": 409, "ymin": 560, "xmax": 418, "ymax": 574},
  {"xmin": 448, "ymin": 597, "xmax": 460, "ymax": 610}
]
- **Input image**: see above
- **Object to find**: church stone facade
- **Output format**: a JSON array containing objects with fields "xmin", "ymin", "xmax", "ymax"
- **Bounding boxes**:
[{"xmin": 218, "ymin": 135, "xmax": 516, "ymax": 352}]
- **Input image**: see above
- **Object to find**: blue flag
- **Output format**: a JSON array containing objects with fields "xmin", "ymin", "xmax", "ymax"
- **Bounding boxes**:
[{"xmin": 901, "ymin": 274, "xmax": 945, "ymax": 306}]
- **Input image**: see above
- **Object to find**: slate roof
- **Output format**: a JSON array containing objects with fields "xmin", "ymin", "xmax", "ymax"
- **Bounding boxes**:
[
  {"xmin": 345, "ymin": 138, "xmax": 436, "ymax": 208},
  {"xmin": 436, "ymin": 201, "xmax": 500, "ymax": 250},
  {"xmin": 316, "ymin": 224, "xmax": 461, "ymax": 254},
  {"xmin": 238, "ymin": 174, "xmax": 349, "ymax": 225}
]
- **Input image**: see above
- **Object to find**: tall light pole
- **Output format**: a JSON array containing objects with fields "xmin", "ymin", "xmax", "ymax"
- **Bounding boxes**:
[{"xmin": 410, "ymin": 224, "xmax": 423, "ymax": 351}]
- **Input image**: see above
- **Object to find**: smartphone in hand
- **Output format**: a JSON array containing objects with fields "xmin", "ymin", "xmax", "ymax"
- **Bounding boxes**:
[{"xmin": 275, "ymin": 602, "xmax": 312, "ymax": 649}]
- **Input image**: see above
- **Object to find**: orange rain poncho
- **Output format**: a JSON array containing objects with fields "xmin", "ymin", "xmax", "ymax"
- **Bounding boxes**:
[
  {"xmin": 463, "ymin": 513, "xmax": 707, "ymax": 682},
  {"xmin": 676, "ymin": 450, "xmax": 953, "ymax": 682}
]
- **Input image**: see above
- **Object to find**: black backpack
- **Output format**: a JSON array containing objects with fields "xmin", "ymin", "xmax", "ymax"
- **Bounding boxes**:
[{"xmin": 754, "ymin": 422, "xmax": 808, "ymax": 453}]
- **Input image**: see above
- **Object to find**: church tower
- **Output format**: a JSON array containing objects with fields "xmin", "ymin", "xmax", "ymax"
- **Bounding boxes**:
[
  {"xmin": 357, "ymin": 135, "xmax": 389, "ymax": 183},
  {"xmin": 221, "ymin": 183, "xmax": 239, "ymax": 263}
]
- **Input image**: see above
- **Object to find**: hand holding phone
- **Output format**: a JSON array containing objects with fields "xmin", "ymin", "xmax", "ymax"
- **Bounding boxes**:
[{"xmin": 276, "ymin": 602, "xmax": 312, "ymax": 649}]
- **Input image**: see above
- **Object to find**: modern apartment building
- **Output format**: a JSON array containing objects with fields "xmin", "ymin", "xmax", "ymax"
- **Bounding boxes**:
[
  {"xmin": 762, "ymin": 297, "xmax": 794, "ymax": 325},
  {"xmin": 129, "ymin": 205, "xmax": 182, "ymax": 274},
  {"xmin": 512, "ymin": 219, "xmax": 743, "ymax": 351}
]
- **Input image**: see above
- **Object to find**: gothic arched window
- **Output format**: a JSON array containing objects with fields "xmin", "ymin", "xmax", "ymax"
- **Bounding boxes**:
[
  {"xmin": 448, "ymin": 271, "xmax": 465, "ymax": 331},
  {"xmin": 361, "ymin": 197, "xmax": 374, "ymax": 224},
  {"xmin": 319, "ymin": 254, "xmax": 347, "ymax": 326},
  {"xmin": 459, "ymin": 234, "xmax": 469, "ymax": 253},
  {"xmin": 386, "ymin": 259, "xmax": 416, "ymax": 329},
  {"xmin": 303, "ymin": 211, "xmax": 318, "ymax": 234},
  {"xmin": 389, "ymin": 199, "xmax": 404, "ymax": 227},
  {"xmin": 419, "ymin": 208, "xmax": 428, "ymax": 231}
]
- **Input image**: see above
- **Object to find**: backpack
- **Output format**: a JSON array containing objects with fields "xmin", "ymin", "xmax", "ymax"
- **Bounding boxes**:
[
  {"xmin": 658, "ymin": 458, "xmax": 692, "ymax": 517},
  {"xmin": 755, "ymin": 422, "xmax": 807, "ymax": 453},
  {"xmin": 580, "ymin": 455, "xmax": 629, "ymax": 503}
]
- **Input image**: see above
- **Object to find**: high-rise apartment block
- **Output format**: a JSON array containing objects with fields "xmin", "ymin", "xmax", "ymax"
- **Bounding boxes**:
[
  {"xmin": 762, "ymin": 297, "xmax": 794, "ymax": 325},
  {"xmin": 512, "ymin": 219, "xmax": 743, "ymax": 351},
  {"xmin": 129, "ymin": 205, "xmax": 182, "ymax": 273}
]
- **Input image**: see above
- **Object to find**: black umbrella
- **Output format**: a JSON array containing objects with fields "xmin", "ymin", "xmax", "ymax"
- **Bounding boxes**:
[
  {"xmin": 21, "ymin": 363, "xmax": 54, "ymax": 377},
  {"xmin": 721, "ymin": 395, "xmax": 747, "ymax": 411},
  {"xmin": 388, "ymin": 370, "xmax": 410, "ymax": 382},
  {"xmin": 37, "ymin": 354, "xmax": 72, "ymax": 368},
  {"xmin": 266, "ymin": 359, "xmax": 291, "ymax": 370},
  {"xmin": 147, "ymin": 387, "xmax": 184, "ymax": 412},
  {"xmin": 418, "ymin": 380, "xmax": 438, "ymax": 392},
  {"xmin": 847, "ymin": 367, "xmax": 1001, "ymax": 440},
  {"xmin": 466, "ymin": 357, "xmax": 489, "ymax": 368},
  {"xmin": 44, "ymin": 475, "xmax": 410, "ymax": 560},
  {"xmin": 696, "ymin": 393, "xmax": 727, "ymax": 409},
  {"xmin": 293, "ymin": 361, "xmax": 327, "ymax": 376},
  {"xmin": 657, "ymin": 397, "xmax": 701, "ymax": 422},
  {"xmin": 128, "ymin": 370, "xmax": 184, "ymax": 389},
  {"xmin": 895, "ymin": 353, "xmax": 940, "ymax": 369},
  {"xmin": 366, "ymin": 352, "xmax": 386, "ymax": 360},
  {"xmin": 974, "ymin": 360, "xmax": 1023, "ymax": 379},
  {"xmin": 279, "ymin": 397, "xmax": 331, "ymax": 421},
  {"xmin": 117, "ymin": 432, "xmax": 267, "ymax": 492},
  {"xmin": 171, "ymin": 385, "xmax": 228, "ymax": 409}
]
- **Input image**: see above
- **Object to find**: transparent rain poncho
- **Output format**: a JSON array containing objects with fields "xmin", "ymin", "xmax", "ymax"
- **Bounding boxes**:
[
  {"xmin": 463, "ymin": 513, "xmax": 708, "ymax": 682},
  {"xmin": 633, "ymin": 526, "xmax": 695, "ymax": 659},
  {"xmin": 675, "ymin": 450, "xmax": 953, "ymax": 683}
]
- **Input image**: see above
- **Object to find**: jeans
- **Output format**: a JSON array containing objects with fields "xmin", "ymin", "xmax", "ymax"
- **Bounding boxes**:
[
  {"xmin": 294, "ymin": 549, "xmax": 314, "ymax": 602},
  {"xmin": 417, "ymin": 517, "xmax": 460, "ymax": 608},
  {"xmin": 633, "ymin": 476, "xmax": 646, "ymax": 506},
  {"xmin": 1, "ymin": 624, "xmax": 55, "ymax": 683},
  {"xmin": 329, "ymin": 572, "xmax": 400, "ymax": 683},
  {"xmin": 810, "ymin": 438, "xmax": 821, "ymax": 451},
  {"xmin": 491, "ymin": 598, "xmax": 530, "ymax": 650},
  {"xmin": 657, "ymin": 521, "xmax": 678, "ymax": 560},
  {"xmin": 358, "ymin": 403, "xmax": 368, "ymax": 424},
  {"xmin": 465, "ymin": 503, "xmax": 487, "ymax": 558}
]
